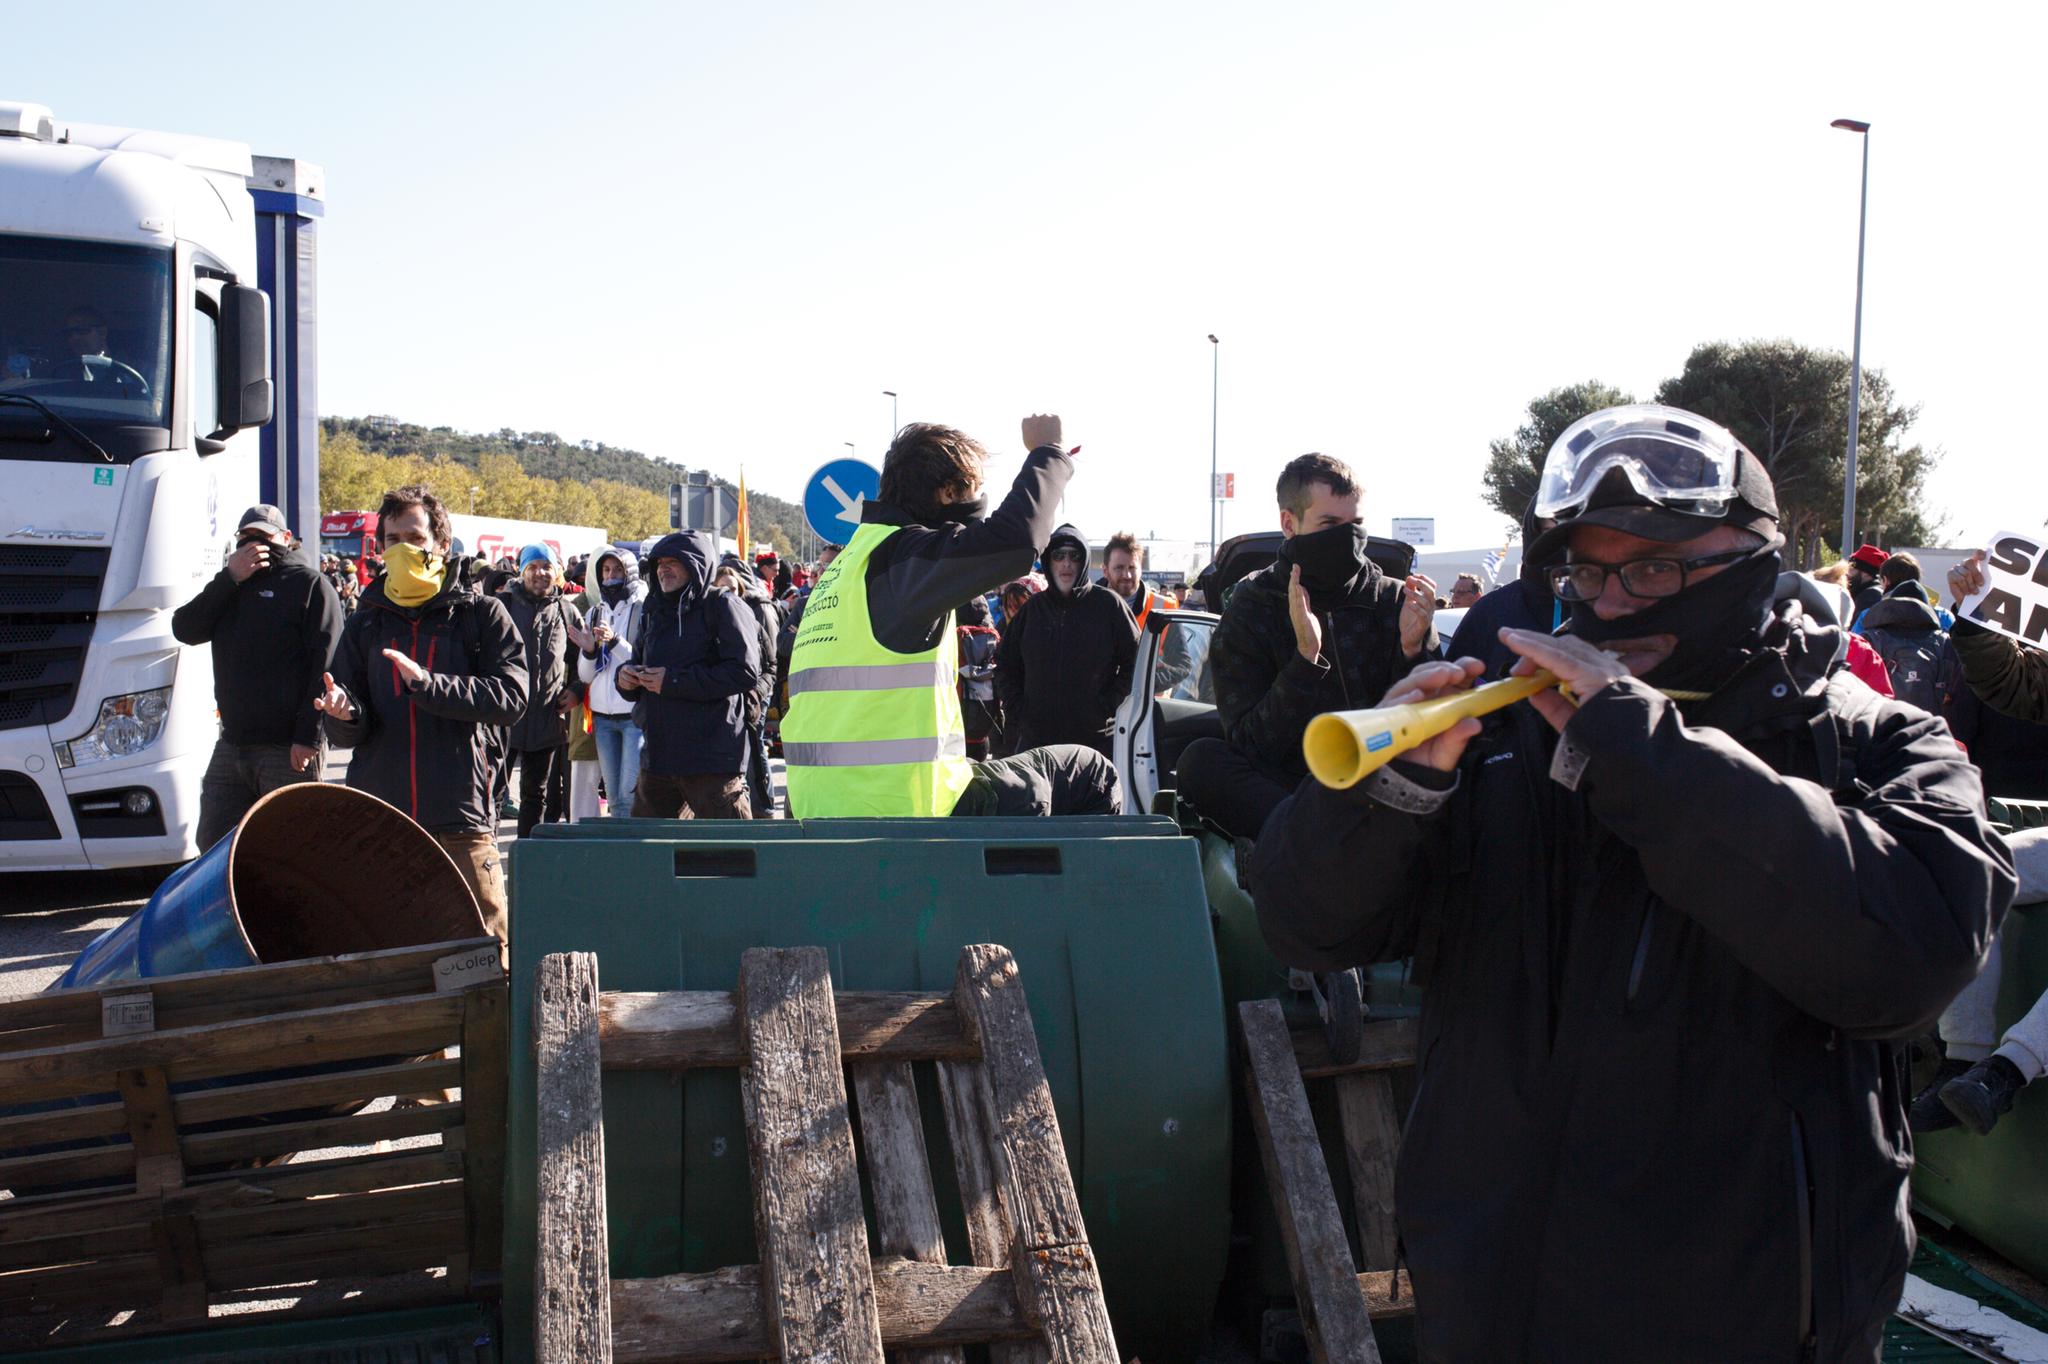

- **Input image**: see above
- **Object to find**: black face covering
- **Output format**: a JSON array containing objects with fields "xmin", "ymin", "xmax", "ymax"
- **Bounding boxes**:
[
  {"xmin": 934, "ymin": 495, "xmax": 987, "ymax": 526},
  {"xmin": 600, "ymin": 581, "xmax": 629, "ymax": 606},
  {"xmin": 1567, "ymin": 548, "xmax": 1782, "ymax": 693},
  {"xmin": 1284, "ymin": 523, "xmax": 1369, "ymax": 593}
]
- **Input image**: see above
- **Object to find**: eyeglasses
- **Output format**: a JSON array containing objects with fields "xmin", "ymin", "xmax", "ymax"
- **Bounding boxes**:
[
  {"xmin": 1046, "ymin": 549, "xmax": 1084, "ymax": 564},
  {"xmin": 1545, "ymin": 548, "xmax": 1752, "ymax": 603}
]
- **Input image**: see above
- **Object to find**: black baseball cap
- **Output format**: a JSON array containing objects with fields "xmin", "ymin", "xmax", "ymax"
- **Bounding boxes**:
[{"xmin": 237, "ymin": 504, "xmax": 289, "ymax": 536}]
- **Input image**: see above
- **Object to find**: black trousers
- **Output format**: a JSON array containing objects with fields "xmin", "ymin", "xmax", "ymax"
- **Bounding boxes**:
[
  {"xmin": 952, "ymin": 744, "xmax": 1123, "ymax": 817},
  {"xmin": 745, "ymin": 720, "xmax": 775, "ymax": 818},
  {"xmin": 516, "ymin": 745, "xmax": 569, "ymax": 838},
  {"xmin": 1175, "ymin": 737, "xmax": 1293, "ymax": 840}
]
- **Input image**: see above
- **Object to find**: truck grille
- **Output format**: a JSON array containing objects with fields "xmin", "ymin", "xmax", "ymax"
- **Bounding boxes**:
[
  {"xmin": 0, "ymin": 544, "xmax": 106, "ymax": 732},
  {"xmin": 0, "ymin": 771, "xmax": 59, "ymax": 839}
]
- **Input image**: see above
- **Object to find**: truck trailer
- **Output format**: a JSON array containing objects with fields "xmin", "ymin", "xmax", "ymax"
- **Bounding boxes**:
[{"xmin": 0, "ymin": 100, "xmax": 321, "ymax": 871}]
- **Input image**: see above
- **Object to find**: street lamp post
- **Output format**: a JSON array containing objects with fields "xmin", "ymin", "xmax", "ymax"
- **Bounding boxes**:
[
  {"xmin": 1207, "ymin": 334, "xmax": 1219, "ymax": 561},
  {"xmin": 1833, "ymin": 117, "xmax": 1871, "ymax": 554},
  {"xmin": 882, "ymin": 390, "xmax": 898, "ymax": 446},
  {"xmin": 468, "ymin": 485, "xmax": 481, "ymax": 515}
]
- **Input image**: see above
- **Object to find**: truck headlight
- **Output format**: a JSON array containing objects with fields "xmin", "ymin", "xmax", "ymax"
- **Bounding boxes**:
[{"xmin": 56, "ymin": 688, "xmax": 173, "ymax": 769}]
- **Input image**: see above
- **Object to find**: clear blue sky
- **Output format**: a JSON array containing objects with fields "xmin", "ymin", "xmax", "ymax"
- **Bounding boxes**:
[{"xmin": 15, "ymin": 0, "xmax": 2044, "ymax": 554}]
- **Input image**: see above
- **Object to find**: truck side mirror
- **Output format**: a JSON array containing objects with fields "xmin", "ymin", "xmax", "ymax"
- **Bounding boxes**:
[{"xmin": 217, "ymin": 285, "xmax": 274, "ymax": 431}]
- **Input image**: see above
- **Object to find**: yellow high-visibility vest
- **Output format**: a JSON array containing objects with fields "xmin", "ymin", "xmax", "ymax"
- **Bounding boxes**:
[{"xmin": 783, "ymin": 523, "xmax": 977, "ymax": 818}]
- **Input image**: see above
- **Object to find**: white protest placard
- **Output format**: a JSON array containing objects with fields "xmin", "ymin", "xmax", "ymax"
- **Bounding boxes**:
[{"xmin": 1956, "ymin": 531, "xmax": 2048, "ymax": 647}]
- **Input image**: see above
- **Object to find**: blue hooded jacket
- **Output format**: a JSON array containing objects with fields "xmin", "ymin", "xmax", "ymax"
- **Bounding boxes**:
[{"xmin": 617, "ymin": 531, "xmax": 760, "ymax": 775}]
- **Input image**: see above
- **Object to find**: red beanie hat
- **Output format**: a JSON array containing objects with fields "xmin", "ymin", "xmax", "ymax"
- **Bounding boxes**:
[{"xmin": 1848, "ymin": 544, "xmax": 1889, "ymax": 572}]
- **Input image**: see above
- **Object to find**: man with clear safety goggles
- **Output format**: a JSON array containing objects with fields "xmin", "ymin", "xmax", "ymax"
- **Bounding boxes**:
[{"xmin": 1249, "ymin": 403, "xmax": 2014, "ymax": 1362}]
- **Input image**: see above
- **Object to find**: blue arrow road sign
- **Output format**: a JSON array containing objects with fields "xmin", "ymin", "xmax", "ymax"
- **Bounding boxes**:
[{"xmin": 802, "ymin": 458, "xmax": 881, "ymax": 545}]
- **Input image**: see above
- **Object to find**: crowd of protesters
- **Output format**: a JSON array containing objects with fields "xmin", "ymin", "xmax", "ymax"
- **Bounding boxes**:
[{"xmin": 167, "ymin": 401, "xmax": 2047, "ymax": 1362}]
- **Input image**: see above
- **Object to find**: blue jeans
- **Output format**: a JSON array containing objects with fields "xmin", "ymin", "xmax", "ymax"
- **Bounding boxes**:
[{"xmin": 591, "ymin": 712, "xmax": 642, "ymax": 815}]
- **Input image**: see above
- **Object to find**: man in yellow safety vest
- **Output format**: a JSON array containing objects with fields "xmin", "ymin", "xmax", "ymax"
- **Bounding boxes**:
[{"xmin": 783, "ymin": 414, "xmax": 1123, "ymax": 818}]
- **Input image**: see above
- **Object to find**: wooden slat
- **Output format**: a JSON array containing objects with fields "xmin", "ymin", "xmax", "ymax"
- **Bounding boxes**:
[
  {"xmin": 851, "ymin": 1060, "xmax": 964, "ymax": 1364},
  {"xmin": 0, "ymin": 1094, "xmax": 129, "ymax": 1149},
  {"xmin": 197, "ymin": 1178, "xmax": 468, "ymax": 1242},
  {"xmin": 0, "ymin": 937, "xmax": 498, "ymax": 1036},
  {"xmin": 1358, "ymin": 1268, "xmax": 1417, "ymax": 1320},
  {"xmin": 0, "ymin": 1217, "xmax": 152, "ymax": 1268},
  {"xmin": 460, "ymin": 982, "xmax": 508, "ymax": 1279},
  {"xmin": 0, "ymin": 1056, "xmax": 461, "ymax": 1155},
  {"xmin": 179, "ymin": 1054, "xmax": 466, "ymax": 1126},
  {"xmin": 202, "ymin": 1210, "xmax": 468, "ymax": 1280},
  {"xmin": 0, "ymin": 1139, "xmax": 136, "ymax": 1191},
  {"xmin": 0, "ymin": 1148, "xmax": 463, "ymax": 1243},
  {"xmin": 0, "ymin": 1253, "xmax": 159, "ymax": 1312},
  {"xmin": 601, "ymin": 989, "xmax": 976, "ymax": 1069},
  {"xmin": 1293, "ymin": 1016, "xmax": 1419, "ymax": 1079},
  {"xmin": 936, "ymin": 1056, "xmax": 1047, "ymax": 1364},
  {"xmin": 738, "ymin": 946, "xmax": 885, "ymax": 1364},
  {"xmin": 610, "ymin": 1259, "xmax": 1033, "ymax": 1363},
  {"xmin": 1241, "ymin": 999, "xmax": 1380, "ymax": 1364},
  {"xmin": 117, "ymin": 1065, "xmax": 182, "ymax": 1195},
  {"xmin": 152, "ymin": 1210, "xmax": 208, "ymax": 1321},
  {"xmin": 535, "ymin": 952, "xmax": 612, "ymax": 1364},
  {"xmin": 0, "ymin": 991, "xmax": 466, "ymax": 1106},
  {"xmin": 1333, "ymin": 1071, "xmax": 1401, "ymax": 1271},
  {"xmin": 179, "ymin": 1097, "xmax": 460, "ymax": 1166},
  {"xmin": 953, "ymin": 944, "xmax": 1118, "ymax": 1364}
]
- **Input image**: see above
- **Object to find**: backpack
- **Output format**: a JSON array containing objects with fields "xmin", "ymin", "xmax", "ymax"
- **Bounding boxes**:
[{"xmin": 1864, "ymin": 625, "xmax": 1962, "ymax": 715}]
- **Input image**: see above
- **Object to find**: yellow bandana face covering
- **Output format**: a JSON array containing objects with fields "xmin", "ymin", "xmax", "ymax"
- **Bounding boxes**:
[{"xmin": 383, "ymin": 543, "xmax": 446, "ymax": 607}]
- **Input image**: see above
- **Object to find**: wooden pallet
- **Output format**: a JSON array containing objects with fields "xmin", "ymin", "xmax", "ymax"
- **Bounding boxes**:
[
  {"xmin": 1240, "ymin": 998, "xmax": 1418, "ymax": 1364},
  {"xmin": 534, "ymin": 943, "xmax": 1119, "ymax": 1364},
  {"xmin": 0, "ymin": 937, "xmax": 508, "ymax": 1338}
]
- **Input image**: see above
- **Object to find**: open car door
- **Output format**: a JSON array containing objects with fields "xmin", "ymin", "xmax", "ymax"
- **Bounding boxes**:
[{"xmin": 1114, "ymin": 608, "xmax": 1221, "ymax": 814}]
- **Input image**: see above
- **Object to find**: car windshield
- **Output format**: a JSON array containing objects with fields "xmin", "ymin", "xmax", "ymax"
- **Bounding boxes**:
[{"xmin": 0, "ymin": 234, "xmax": 173, "ymax": 453}]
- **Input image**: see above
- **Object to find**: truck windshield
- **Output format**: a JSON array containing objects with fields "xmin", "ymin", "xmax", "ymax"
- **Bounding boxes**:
[{"xmin": 0, "ymin": 234, "xmax": 172, "ymax": 457}]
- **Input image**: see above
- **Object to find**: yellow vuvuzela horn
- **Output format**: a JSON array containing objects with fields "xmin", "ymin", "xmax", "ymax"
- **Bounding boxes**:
[{"xmin": 1303, "ymin": 670, "xmax": 1561, "ymax": 790}]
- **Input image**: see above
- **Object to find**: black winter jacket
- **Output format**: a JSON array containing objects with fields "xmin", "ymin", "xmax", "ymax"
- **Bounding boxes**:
[
  {"xmin": 1211, "ymin": 549, "xmax": 1435, "ymax": 785},
  {"xmin": 619, "ymin": 532, "xmax": 759, "ymax": 777},
  {"xmin": 993, "ymin": 531, "xmax": 1137, "ymax": 757},
  {"xmin": 1952, "ymin": 618, "xmax": 2048, "ymax": 724},
  {"xmin": 498, "ymin": 582, "xmax": 585, "ymax": 752},
  {"xmin": 321, "ymin": 564, "xmax": 529, "ymax": 834},
  {"xmin": 172, "ymin": 556, "xmax": 342, "ymax": 748},
  {"xmin": 1250, "ymin": 600, "xmax": 2015, "ymax": 1362}
]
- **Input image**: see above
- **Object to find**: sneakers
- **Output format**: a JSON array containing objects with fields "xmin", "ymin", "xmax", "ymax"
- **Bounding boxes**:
[
  {"xmin": 1940, "ymin": 1055, "xmax": 2030, "ymax": 1136},
  {"xmin": 1910, "ymin": 1058, "xmax": 1970, "ymax": 1133}
]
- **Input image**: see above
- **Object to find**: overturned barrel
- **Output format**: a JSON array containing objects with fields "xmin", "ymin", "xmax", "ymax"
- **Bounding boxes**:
[{"xmin": 58, "ymin": 783, "xmax": 486, "ymax": 988}]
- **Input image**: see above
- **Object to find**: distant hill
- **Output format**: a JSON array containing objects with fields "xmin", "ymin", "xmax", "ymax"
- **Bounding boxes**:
[{"xmin": 322, "ymin": 416, "xmax": 820, "ymax": 557}]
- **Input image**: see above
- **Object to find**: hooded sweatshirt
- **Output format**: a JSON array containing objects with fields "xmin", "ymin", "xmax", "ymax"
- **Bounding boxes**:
[
  {"xmin": 617, "ymin": 531, "xmax": 760, "ymax": 776},
  {"xmin": 578, "ymin": 546, "xmax": 650, "ymax": 716},
  {"xmin": 992, "ymin": 524, "xmax": 1139, "ymax": 756}
]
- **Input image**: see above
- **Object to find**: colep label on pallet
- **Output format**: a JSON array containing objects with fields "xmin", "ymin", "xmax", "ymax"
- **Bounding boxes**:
[{"xmin": 434, "ymin": 944, "xmax": 503, "ymax": 991}]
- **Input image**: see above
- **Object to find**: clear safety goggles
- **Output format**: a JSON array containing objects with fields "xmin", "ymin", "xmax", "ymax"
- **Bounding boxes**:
[{"xmin": 1534, "ymin": 404, "xmax": 1744, "ymax": 520}]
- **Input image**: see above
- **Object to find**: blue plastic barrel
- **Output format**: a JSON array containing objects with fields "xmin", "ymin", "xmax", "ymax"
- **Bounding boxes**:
[{"xmin": 57, "ymin": 782, "xmax": 486, "ymax": 989}]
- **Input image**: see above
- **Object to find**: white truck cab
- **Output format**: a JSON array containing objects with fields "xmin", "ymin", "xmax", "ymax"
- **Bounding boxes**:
[{"xmin": 0, "ymin": 100, "xmax": 320, "ymax": 870}]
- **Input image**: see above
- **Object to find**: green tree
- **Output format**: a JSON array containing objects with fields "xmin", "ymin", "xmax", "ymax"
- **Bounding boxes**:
[
  {"xmin": 1654, "ymin": 340, "xmax": 1938, "ymax": 566},
  {"xmin": 1481, "ymin": 381, "xmax": 1635, "ymax": 526}
]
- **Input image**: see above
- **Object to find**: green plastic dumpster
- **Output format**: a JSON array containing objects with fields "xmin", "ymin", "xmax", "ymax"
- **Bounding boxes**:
[
  {"xmin": 503, "ymin": 816, "xmax": 1231, "ymax": 1364},
  {"xmin": 1912, "ymin": 800, "xmax": 2048, "ymax": 1283}
]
